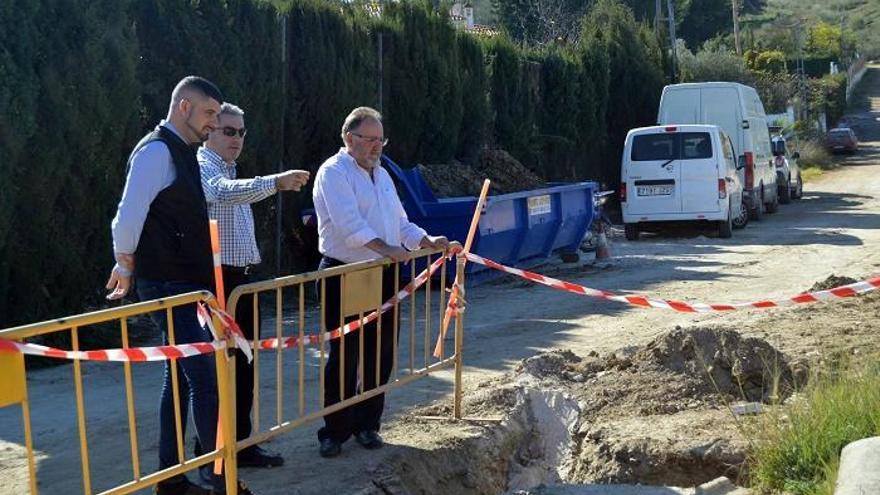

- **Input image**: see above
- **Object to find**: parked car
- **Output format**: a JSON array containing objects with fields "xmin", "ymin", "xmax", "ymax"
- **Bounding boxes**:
[
  {"xmin": 621, "ymin": 124, "xmax": 747, "ymax": 240},
  {"xmin": 658, "ymin": 82, "xmax": 778, "ymax": 221},
  {"xmin": 827, "ymin": 127, "xmax": 859, "ymax": 153},
  {"xmin": 771, "ymin": 135, "xmax": 803, "ymax": 202}
]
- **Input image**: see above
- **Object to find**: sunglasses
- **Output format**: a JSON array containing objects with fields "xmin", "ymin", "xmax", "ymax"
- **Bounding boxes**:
[{"xmin": 221, "ymin": 126, "xmax": 247, "ymax": 138}]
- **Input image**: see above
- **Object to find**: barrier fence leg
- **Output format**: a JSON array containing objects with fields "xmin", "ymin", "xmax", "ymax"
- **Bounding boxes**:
[
  {"xmin": 453, "ymin": 257, "xmax": 466, "ymax": 420},
  {"xmin": 2, "ymin": 350, "xmax": 36, "ymax": 494},
  {"xmin": 215, "ymin": 334, "xmax": 237, "ymax": 494}
]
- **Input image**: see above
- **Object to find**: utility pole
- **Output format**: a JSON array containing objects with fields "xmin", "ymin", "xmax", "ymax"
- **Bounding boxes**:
[
  {"xmin": 377, "ymin": 31, "xmax": 383, "ymax": 113},
  {"xmin": 655, "ymin": 0, "xmax": 662, "ymax": 34},
  {"xmin": 793, "ymin": 18, "xmax": 808, "ymax": 122},
  {"xmin": 276, "ymin": 14, "xmax": 287, "ymax": 276},
  {"xmin": 731, "ymin": 0, "xmax": 742, "ymax": 56},
  {"xmin": 839, "ymin": 8, "xmax": 846, "ymax": 66},
  {"xmin": 666, "ymin": 0, "xmax": 678, "ymax": 82}
]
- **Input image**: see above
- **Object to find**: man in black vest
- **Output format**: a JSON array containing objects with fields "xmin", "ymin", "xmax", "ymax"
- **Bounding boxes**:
[{"xmin": 106, "ymin": 76, "xmax": 255, "ymax": 495}]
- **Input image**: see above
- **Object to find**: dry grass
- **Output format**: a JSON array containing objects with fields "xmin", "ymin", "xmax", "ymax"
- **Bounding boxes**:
[{"xmin": 796, "ymin": 139, "xmax": 837, "ymax": 170}]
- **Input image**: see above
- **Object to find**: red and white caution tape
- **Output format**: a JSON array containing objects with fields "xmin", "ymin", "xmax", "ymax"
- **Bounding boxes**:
[
  {"xmin": 0, "ymin": 254, "xmax": 447, "ymax": 361},
  {"xmin": 0, "ymin": 338, "xmax": 225, "ymax": 362},
  {"xmin": 197, "ymin": 303, "xmax": 254, "ymax": 363},
  {"xmin": 465, "ymin": 252, "xmax": 880, "ymax": 313},
  {"xmin": 253, "ymin": 254, "xmax": 448, "ymax": 351}
]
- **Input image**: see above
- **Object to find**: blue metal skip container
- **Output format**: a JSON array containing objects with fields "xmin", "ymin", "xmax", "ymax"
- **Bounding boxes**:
[{"xmin": 383, "ymin": 156, "xmax": 598, "ymax": 279}]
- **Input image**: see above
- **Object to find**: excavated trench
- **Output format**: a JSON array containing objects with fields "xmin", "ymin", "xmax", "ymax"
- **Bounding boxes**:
[{"xmin": 357, "ymin": 327, "xmax": 801, "ymax": 495}]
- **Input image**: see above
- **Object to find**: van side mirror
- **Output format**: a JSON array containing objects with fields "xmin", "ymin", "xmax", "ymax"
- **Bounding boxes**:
[{"xmin": 791, "ymin": 151, "xmax": 800, "ymax": 160}]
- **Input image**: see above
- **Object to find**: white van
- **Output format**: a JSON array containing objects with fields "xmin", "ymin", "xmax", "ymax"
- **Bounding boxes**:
[
  {"xmin": 621, "ymin": 125, "xmax": 746, "ymax": 240},
  {"xmin": 657, "ymin": 82, "xmax": 777, "ymax": 220}
]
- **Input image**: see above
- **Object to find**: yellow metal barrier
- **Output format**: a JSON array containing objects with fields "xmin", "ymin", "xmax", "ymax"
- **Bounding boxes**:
[
  {"xmin": 226, "ymin": 244, "xmax": 465, "ymax": 454},
  {"xmin": 0, "ymin": 291, "xmax": 237, "ymax": 495},
  {"xmin": 0, "ymin": 245, "xmax": 467, "ymax": 494}
]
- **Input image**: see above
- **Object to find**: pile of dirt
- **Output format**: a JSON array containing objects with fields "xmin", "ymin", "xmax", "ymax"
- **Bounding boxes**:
[
  {"xmin": 417, "ymin": 149, "xmax": 545, "ymax": 198},
  {"xmin": 807, "ymin": 274, "xmax": 859, "ymax": 292},
  {"xmin": 367, "ymin": 327, "xmax": 791, "ymax": 493},
  {"xmin": 634, "ymin": 327, "xmax": 795, "ymax": 402},
  {"xmin": 516, "ymin": 327, "xmax": 796, "ymax": 409}
]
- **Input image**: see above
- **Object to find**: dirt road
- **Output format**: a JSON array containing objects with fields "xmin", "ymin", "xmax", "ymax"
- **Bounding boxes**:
[{"xmin": 2, "ymin": 67, "xmax": 879, "ymax": 495}]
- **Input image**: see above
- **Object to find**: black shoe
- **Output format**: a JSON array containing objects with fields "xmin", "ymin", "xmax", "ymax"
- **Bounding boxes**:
[
  {"xmin": 238, "ymin": 445, "xmax": 284, "ymax": 468},
  {"xmin": 235, "ymin": 480, "xmax": 256, "ymax": 495},
  {"xmin": 354, "ymin": 430, "xmax": 383, "ymax": 450},
  {"xmin": 155, "ymin": 478, "xmax": 211, "ymax": 495},
  {"xmin": 319, "ymin": 437, "xmax": 342, "ymax": 458}
]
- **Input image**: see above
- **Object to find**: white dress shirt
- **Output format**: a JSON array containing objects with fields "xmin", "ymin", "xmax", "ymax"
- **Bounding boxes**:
[{"xmin": 313, "ymin": 148, "xmax": 427, "ymax": 263}]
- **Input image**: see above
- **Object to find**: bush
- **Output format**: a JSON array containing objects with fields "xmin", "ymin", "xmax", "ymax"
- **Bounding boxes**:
[
  {"xmin": 0, "ymin": 0, "xmax": 140, "ymax": 328},
  {"xmin": 484, "ymin": 36, "xmax": 541, "ymax": 169},
  {"xmin": 582, "ymin": 0, "xmax": 665, "ymax": 186},
  {"xmin": 678, "ymin": 43, "xmax": 756, "ymax": 85},
  {"xmin": 809, "ymin": 73, "xmax": 847, "ymax": 127},
  {"xmin": 794, "ymin": 139, "xmax": 835, "ymax": 170},
  {"xmin": 745, "ymin": 49, "xmax": 787, "ymax": 74}
]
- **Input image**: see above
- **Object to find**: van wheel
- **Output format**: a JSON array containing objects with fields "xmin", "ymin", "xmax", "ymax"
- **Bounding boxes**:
[
  {"xmin": 779, "ymin": 179, "xmax": 792, "ymax": 204},
  {"xmin": 624, "ymin": 224, "xmax": 640, "ymax": 241},
  {"xmin": 749, "ymin": 188, "xmax": 764, "ymax": 221},
  {"xmin": 733, "ymin": 198, "xmax": 749, "ymax": 229},
  {"xmin": 718, "ymin": 205, "xmax": 733, "ymax": 238},
  {"xmin": 766, "ymin": 190, "xmax": 779, "ymax": 213},
  {"xmin": 792, "ymin": 175, "xmax": 803, "ymax": 199}
]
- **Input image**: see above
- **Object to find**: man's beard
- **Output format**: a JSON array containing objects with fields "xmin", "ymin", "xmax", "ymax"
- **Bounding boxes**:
[{"xmin": 184, "ymin": 112, "xmax": 209, "ymax": 143}]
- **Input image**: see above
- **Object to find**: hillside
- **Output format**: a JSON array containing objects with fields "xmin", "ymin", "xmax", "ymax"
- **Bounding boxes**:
[{"xmin": 762, "ymin": 0, "xmax": 880, "ymax": 55}]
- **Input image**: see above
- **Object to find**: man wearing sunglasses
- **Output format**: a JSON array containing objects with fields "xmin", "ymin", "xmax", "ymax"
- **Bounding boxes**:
[
  {"xmin": 107, "ymin": 77, "xmax": 256, "ymax": 495},
  {"xmin": 312, "ymin": 106, "xmax": 449, "ymax": 458},
  {"xmin": 196, "ymin": 102, "xmax": 310, "ymax": 469}
]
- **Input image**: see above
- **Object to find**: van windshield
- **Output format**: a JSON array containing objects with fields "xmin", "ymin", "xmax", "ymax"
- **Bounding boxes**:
[{"xmin": 631, "ymin": 132, "xmax": 712, "ymax": 161}]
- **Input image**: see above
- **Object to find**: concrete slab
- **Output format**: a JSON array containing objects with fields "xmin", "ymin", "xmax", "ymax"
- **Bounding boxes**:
[
  {"xmin": 835, "ymin": 436, "xmax": 880, "ymax": 495},
  {"xmin": 511, "ymin": 476, "xmax": 749, "ymax": 495}
]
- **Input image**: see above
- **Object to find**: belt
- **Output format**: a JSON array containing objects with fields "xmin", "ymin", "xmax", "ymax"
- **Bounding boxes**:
[{"xmin": 222, "ymin": 264, "xmax": 255, "ymax": 276}]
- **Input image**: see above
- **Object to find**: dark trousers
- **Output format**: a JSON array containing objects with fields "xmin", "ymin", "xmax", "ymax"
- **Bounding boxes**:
[
  {"xmin": 316, "ymin": 257, "xmax": 397, "ymax": 443},
  {"xmin": 223, "ymin": 266, "xmax": 258, "ymax": 442},
  {"xmin": 194, "ymin": 266, "xmax": 257, "ymax": 455},
  {"xmin": 137, "ymin": 279, "xmax": 224, "ymax": 491}
]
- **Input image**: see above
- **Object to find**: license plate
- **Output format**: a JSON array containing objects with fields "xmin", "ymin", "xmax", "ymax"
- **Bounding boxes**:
[{"xmin": 637, "ymin": 185, "xmax": 673, "ymax": 196}]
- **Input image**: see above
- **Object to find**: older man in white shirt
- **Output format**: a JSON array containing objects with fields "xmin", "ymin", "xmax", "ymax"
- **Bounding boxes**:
[{"xmin": 312, "ymin": 107, "xmax": 448, "ymax": 458}]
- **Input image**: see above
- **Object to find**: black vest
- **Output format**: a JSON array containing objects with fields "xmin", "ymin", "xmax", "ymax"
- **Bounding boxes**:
[{"xmin": 128, "ymin": 126, "xmax": 214, "ymax": 288}]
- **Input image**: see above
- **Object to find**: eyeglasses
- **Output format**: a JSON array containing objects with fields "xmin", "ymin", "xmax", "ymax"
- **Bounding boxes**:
[
  {"xmin": 221, "ymin": 126, "xmax": 247, "ymax": 138},
  {"xmin": 351, "ymin": 132, "xmax": 388, "ymax": 146}
]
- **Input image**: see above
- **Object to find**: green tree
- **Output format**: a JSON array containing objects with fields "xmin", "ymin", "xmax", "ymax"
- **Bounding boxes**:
[
  {"xmin": 484, "ymin": 36, "xmax": 540, "ymax": 167},
  {"xmin": 491, "ymin": 0, "xmax": 589, "ymax": 46},
  {"xmin": 581, "ymin": 0, "xmax": 665, "ymax": 186}
]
